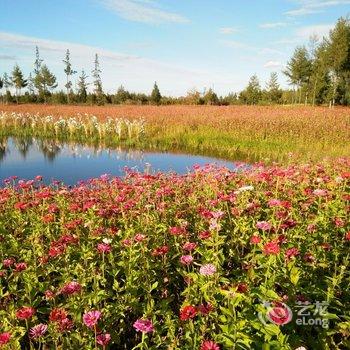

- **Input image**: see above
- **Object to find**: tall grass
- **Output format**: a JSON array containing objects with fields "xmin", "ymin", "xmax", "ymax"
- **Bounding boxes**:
[{"xmin": 0, "ymin": 105, "xmax": 349, "ymax": 163}]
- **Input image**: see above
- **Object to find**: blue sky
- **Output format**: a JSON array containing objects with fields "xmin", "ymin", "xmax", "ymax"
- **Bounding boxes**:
[{"xmin": 0, "ymin": 0, "xmax": 349, "ymax": 96}]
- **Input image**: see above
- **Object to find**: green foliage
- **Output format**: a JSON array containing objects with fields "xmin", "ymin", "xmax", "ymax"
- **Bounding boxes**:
[
  {"xmin": 239, "ymin": 75, "xmax": 262, "ymax": 105},
  {"xmin": 63, "ymin": 49, "xmax": 76, "ymax": 104},
  {"xmin": 150, "ymin": 82, "xmax": 162, "ymax": 105},
  {"xmin": 265, "ymin": 72, "xmax": 282, "ymax": 104},
  {"xmin": 77, "ymin": 70, "xmax": 89, "ymax": 103},
  {"xmin": 11, "ymin": 64, "xmax": 27, "ymax": 103},
  {"xmin": 203, "ymin": 88, "xmax": 219, "ymax": 105}
]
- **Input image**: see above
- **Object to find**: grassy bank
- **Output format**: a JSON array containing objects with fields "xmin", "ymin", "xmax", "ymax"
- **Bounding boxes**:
[{"xmin": 0, "ymin": 104, "xmax": 349, "ymax": 163}]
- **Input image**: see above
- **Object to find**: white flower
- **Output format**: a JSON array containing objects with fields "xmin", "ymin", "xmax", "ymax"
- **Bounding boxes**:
[
  {"xmin": 102, "ymin": 238, "xmax": 112, "ymax": 244},
  {"xmin": 235, "ymin": 185, "xmax": 254, "ymax": 194}
]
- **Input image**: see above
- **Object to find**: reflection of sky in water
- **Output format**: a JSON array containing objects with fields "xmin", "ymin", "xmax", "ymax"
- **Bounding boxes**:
[{"xmin": 0, "ymin": 138, "xmax": 238, "ymax": 185}]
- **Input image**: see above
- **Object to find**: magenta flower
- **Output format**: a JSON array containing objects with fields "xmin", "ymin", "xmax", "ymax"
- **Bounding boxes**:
[
  {"xmin": 61, "ymin": 281, "xmax": 82, "ymax": 295},
  {"xmin": 199, "ymin": 264, "xmax": 216, "ymax": 276},
  {"xmin": 180, "ymin": 255, "xmax": 194, "ymax": 265},
  {"xmin": 0, "ymin": 332, "xmax": 11, "ymax": 345},
  {"xmin": 96, "ymin": 333, "xmax": 111, "ymax": 346},
  {"xmin": 97, "ymin": 243, "xmax": 112, "ymax": 254},
  {"xmin": 83, "ymin": 310, "xmax": 101, "ymax": 329},
  {"xmin": 30, "ymin": 324, "xmax": 48, "ymax": 339},
  {"xmin": 133, "ymin": 319, "xmax": 154, "ymax": 333}
]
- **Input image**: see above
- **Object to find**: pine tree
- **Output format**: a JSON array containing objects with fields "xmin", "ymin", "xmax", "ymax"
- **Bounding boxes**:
[
  {"xmin": 326, "ymin": 17, "xmax": 350, "ymax": 106},
  {"xmin": 11, "ymin": 64, "xmax": 27, "ymax": 103},
  {"xmin": 283, "ymin": 46, "xmax": 312, "ymax": 104},
  {"xmin": 33, "ymin": 46, "xmax": 43, "ymax": 95},
  {"xmin": 63, "ymin": 49, "xmax": 76, "ymax": 104},
  {"xmin": 92, "ymin": 54, "xmax": 104, "ymax": 104},
  {"xmin": 77, "ymin": 70, "xmax": 89, "ymax": 103},
  {"xmin": 151, "ymin": 82, "xmax": 162, "ymax": 105},
  {"xmin": 203, "ymin": 88, "xmax": 219, "ymax": 105},
  {"xmin": 38, "ymin": 65, "xmax": 57, "ymax": 103},
  {"xmin": 240, "ymin": 75, "xmax": 262, "ymax": 105},
  {"xmin": 266, "ymin": 72, "xmax": 282, "ymax": 104}
]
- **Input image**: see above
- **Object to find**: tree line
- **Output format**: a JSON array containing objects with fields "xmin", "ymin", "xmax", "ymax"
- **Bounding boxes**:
[{"xmin": 0, "ymin": 16, "xmax": 349, "ymax": 106}]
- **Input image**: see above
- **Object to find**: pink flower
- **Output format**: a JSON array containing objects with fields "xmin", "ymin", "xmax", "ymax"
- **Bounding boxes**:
[
  {"xmin": 268, "ymin": 199, "xmax": 282, "ymax": 207},
  {"xmin": 61, "ymin": 281, "xmax": 81, "ymax": 295},
  {"xmin": 0, "ymin": 332, "xmax": 11, "ymax": 345},
  {"xmin": 97, "ymin": 243, "xmax": 112, "ymax": 254},
  {"xmin": 256, "ymin": 221, "xmax": 272, "ymax": 231},
  {"xmin": 133, "ymin": 319, "xmax": 154, "ymax": 333},
  {"xmin": 96, "ymin": 333, "xmax": 111, "ymax": 346},
  {"xmin": 180, "ymin": 255, "xmax": 194, "ymax": 266},
  {"xmin": 313, "ymin": 189, "xmax": 327, "ymax": 197},
  {"xmin": 134, "ymin": 233, "xmax": 146, "ymax": 242},
  {"xmin": 30, "ymin": 324, "xmax": 48, "ymax": 339},
  {"xmin": 3, "ymin": 258, "xmax": 15, "ymax": 268},
  {"xmin": 83, "ymin": 310, "xmax": 101, "ymax": 329},
  {"xmin": 201, "ymin": 340, "xmax": 220, "ymax": 350},
  {"xmin": 285, "ymin": 247, "xmax": 299, "ymax": 260},
  {"xmin": 199, "ymin": 264, "xmax": 216, "ymax": 276},
  {"xmin": 263, "ymin": 241, "xmax": 280, "ymax": 255}
]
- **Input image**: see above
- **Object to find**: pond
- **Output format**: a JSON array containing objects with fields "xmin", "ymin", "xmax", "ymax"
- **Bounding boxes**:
[{"xmin": 0, "ymin": 137, "xmax": 240, "ymax": 185}]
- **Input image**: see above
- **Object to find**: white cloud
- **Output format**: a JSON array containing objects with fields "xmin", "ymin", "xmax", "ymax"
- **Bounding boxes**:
[
  {"xmin": 260, "ymin": 22, "xmax": 287, "ymax": 29},
  {"xmin": 295, "ymin": 24, "xmax": 333, "ymax": 39},
  {"xmin": 98, "ymin": 0, "xmax": 189, "ymax": 24},
  {"xmin": 264, "ymin": 61, "xmax": 282, "ymax": 68},
  {"xmin": 219, "ymin": 27, "xmax": 239, "ymax": 35},
  {"xmin": 0, "ymin": 31, "xmax": 237, "ymax": 96},
  {"xmin": 286, "ymin": 0, "xmax": 350, "ymax": 16}
]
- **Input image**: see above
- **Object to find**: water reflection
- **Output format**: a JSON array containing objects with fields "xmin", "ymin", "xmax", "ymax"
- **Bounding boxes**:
[{"xmin": 0, "ymin": 136, "xmax": 237, "ymax": 185}]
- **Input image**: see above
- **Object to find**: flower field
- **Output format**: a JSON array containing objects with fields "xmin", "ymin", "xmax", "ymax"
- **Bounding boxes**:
[
  {"xmin": 0, "ymin": 158, "xmax": 349, "ymax": 349},
  {"xmin": 1, "ymin": 104, "xmax": 349, "ymax": 162}
]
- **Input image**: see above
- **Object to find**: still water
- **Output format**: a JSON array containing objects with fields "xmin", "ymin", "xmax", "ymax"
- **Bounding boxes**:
[{"xmin": 0, "ymin": 137, "xmax": 238, "ymax": 185}]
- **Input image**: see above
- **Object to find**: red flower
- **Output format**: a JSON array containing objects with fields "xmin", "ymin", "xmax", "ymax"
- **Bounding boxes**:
[
  {"xmin": 152, "ymin": 245, "xmax": 169, "ymax": 256},
  {"xmin": 49, "ymin": 308, "xmax": 68, "ymax": 323},
  {"xmin": 250, "ymin": 235, "xmax": 261, "ymax": 244},
  {"xmin": 199, "ymin": 231, "xmax": 211, "ymax": 240},
  {"xmin": 345, "ymin": 231, "xmax": 350, "ymax": 241},
  {"xmin": 236, "ymin": 282, "xmax": 248, "ymax": 293},
  {"xmin": 16, "ymin": 306, "xmax": 36, "ymax": 320},
  {"xmin": 0, "ymin": 332, "xmax": 11, "ymax": 345},
  {"xmin": 14, "ymin": 262, "xmax": 27, "ymax": 272},
  {"xmin": 267, "ymin": 302, "xmax": 292, "ymax": 325},
  {"xmin": 263, "ymin": 241, "xmax": 280, "ymax": 255},
  {"xmin": 200, "ymin": 340, "xmax": 220, "ymax": 350},
  {"xmin": 198, "ymin": 303, "xmax": 214, "ymax": 315},
  {"xmin": 180, "ymin": 305, "xmax": 197, "ymax": 321}
]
